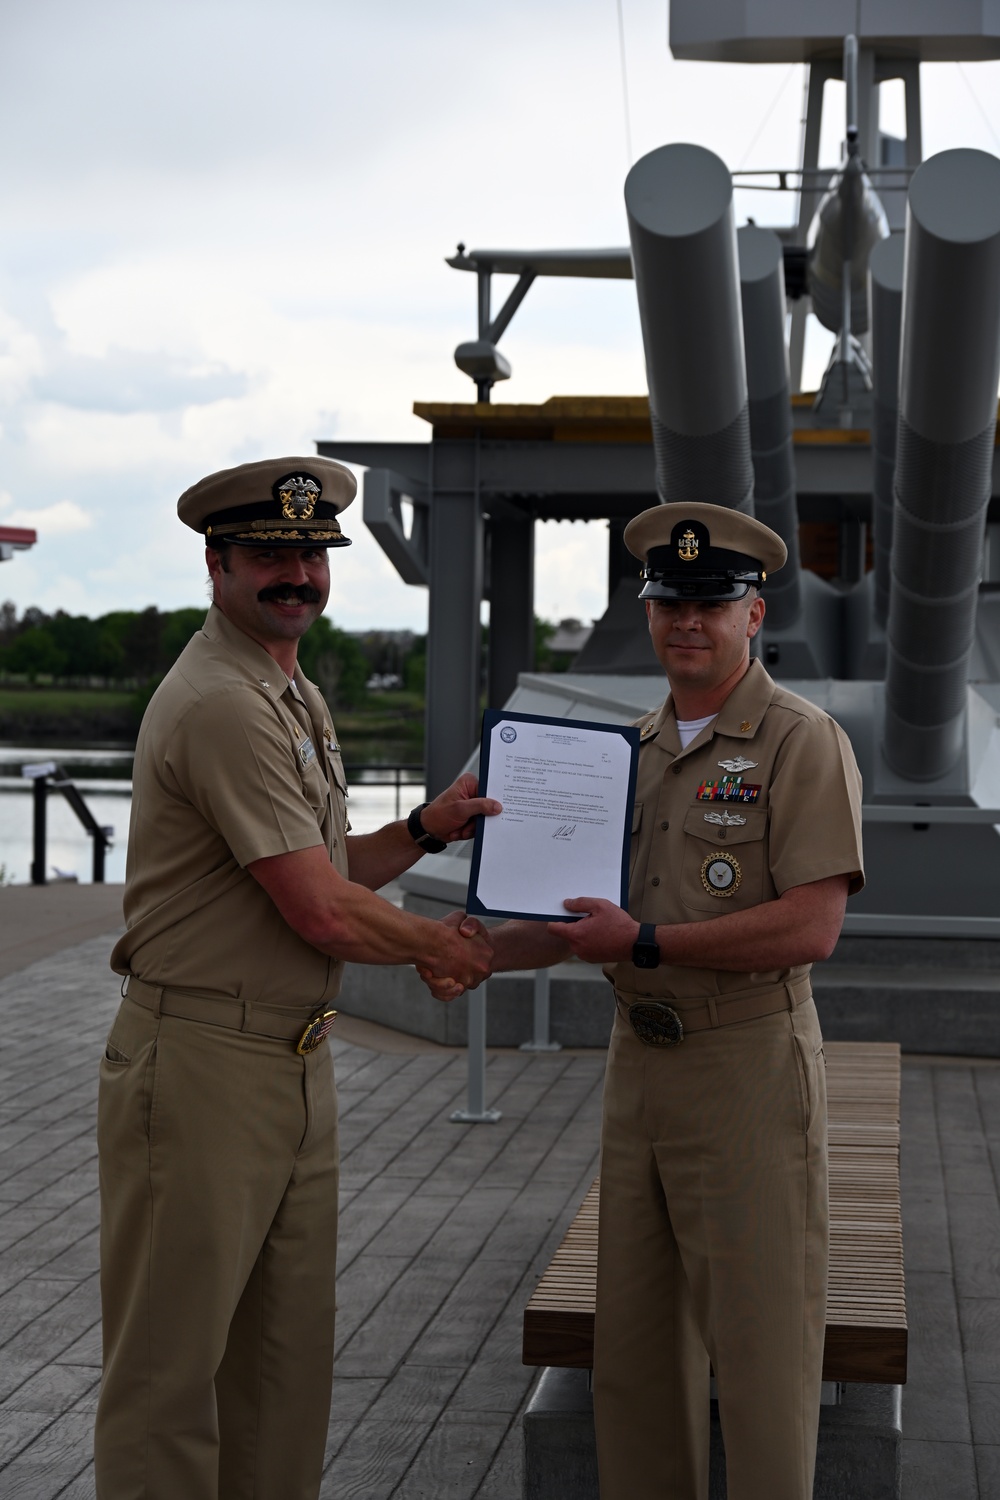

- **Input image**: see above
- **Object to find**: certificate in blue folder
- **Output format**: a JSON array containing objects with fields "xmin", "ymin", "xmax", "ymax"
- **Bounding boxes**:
[{"xmin": 467, "ymin": 709, "xmax": 640, "ymax": 922}]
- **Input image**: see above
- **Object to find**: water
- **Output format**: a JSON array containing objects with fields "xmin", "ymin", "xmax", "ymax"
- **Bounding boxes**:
[{"xmin": 0, "ymin": 748, "xmax": 424, "ymax": 886}]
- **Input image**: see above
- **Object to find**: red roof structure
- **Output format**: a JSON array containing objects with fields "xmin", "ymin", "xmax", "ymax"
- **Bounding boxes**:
[{"xmin": 0, "ymin": 526, "xmax": 37, "ymax": 561}]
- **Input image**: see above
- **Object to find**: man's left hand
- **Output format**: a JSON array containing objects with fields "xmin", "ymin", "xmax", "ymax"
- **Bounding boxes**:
[
  {"xmin": 549, "ymin": 898, "xmax": 640, "ymax": 964},
  {"xmin": 421, "ymin": 774, "xmax": 502, "ymax": 844}
]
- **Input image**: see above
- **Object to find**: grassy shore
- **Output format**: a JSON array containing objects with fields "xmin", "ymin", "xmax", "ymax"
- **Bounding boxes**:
[
  {"xmin": 0, "ymin": 685, "xmax": 426, "ymax": 764},
  {"xmin": 0, "ymin": 687, "xmax": 138, "ymax": 743}
]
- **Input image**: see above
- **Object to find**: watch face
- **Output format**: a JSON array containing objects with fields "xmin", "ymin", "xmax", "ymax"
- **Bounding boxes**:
[{"xmin": 633, "ymin": 942, "xmax": 660, "ymax": 970}]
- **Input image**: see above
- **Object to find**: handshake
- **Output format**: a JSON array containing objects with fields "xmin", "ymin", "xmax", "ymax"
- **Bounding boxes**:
[
  {"xmin": 414, "ymin": 898, "xmax": 644, "ymax": 1002},
  {"xmin": 417, "ymin": 910, "xmax": 494, "ymax": 1002}
]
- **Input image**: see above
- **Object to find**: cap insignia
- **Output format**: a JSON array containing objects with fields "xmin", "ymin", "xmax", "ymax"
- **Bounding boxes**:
[
  {"xmin": 275, "ymin": 473, "xmax": 321, "ymax": 521},
  {"xmin": 678, "ymin": 528, "xmax": 699, "ymax": 563}
]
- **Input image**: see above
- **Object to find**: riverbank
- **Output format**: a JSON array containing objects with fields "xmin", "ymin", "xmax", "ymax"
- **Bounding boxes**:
[
  {"xmin": 0, "ymin": 686, "xmax": 426, "ymax": 759},
  {"xmin": 0, "ymin": 689, "xmax": 137, "ymax": 743}
]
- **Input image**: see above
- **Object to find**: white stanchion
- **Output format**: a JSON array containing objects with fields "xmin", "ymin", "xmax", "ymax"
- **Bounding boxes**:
[
  {"xmin": 520, "ymin": 967, "xmax": 562, "ymax": 1052},
  {"xmin": 450, "ymin": 981, "xmax": 501, "ymax": 1123}
]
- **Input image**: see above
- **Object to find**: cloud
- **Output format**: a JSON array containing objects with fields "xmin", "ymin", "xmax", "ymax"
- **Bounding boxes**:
[
  {"xmin": 33, "ymin": 346, "xmax": 247, "ymax": 414},
  {"xmin": 0, "ymin": 492, "xmax": 92, "ymax": 535}
]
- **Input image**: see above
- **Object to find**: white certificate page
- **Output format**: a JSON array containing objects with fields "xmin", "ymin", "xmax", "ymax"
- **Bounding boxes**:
[{"xmin": 468, "ymin": 712, "xmax": 639, "ymax": 921}]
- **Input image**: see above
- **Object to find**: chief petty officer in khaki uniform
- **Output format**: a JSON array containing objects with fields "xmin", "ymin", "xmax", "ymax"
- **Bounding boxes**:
[
  {"xmin": 424, "ymin": 502, "xmax": 864, "ymax": 1500},
  {"xmin": 96, "ymin": 456, "xmax": 497, "ymax": 1500}
]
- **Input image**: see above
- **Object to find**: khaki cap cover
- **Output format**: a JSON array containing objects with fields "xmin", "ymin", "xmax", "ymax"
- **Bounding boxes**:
[
  {"xmin": 177, "ymin": 456, "xmax": 356, "ymax": 547},
  {"xmin": 624, "ymin": 502, "xmax": 787, "ymax": 575}
]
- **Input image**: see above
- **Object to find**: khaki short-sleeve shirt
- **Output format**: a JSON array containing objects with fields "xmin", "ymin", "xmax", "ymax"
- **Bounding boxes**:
[
  {"xmin": 110, "ymin": 605, "xmax": 350, "ymax": 1008},
  {"xmin": 605, "ymin": 658, "xmax": 864, "ymax": 1003}
]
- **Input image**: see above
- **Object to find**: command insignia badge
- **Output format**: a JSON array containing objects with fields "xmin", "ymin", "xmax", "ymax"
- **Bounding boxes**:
[
  {"xmin": 704, "ymin": 810, "xmax": 747, "ymax": 827},
  {"xmin": 718, "ymin": 756, "xmax": 757, "ymax": 773},
  {"xmin": 678, "ymin": 528, "xmax": 699, "ymax": 562},
  {"xmin": 627, "ymin": 1001, "xmax": 685, "ymax": 1047},
  {"xmin": 274, "ymin": 472, "xmax": 321, "ymax": 521},
  {"xmin": 701, "ymin": 851, "xmax": 741, "ymax": 897}
]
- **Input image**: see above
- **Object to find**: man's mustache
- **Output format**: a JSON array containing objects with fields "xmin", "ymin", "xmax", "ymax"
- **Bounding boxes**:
[{"xmin": 257, "ymin": 584, "xmax": 322, "ymax": 604}]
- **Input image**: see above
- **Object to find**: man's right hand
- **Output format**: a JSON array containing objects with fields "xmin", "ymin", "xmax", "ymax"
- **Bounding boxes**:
[
  {"xmin": 419, "ymin": 911, "xmax": 491, "ymax": 1001},
  {"xmin": 425, "ymin": 912, "xmax": 493, "ymax": 994}
]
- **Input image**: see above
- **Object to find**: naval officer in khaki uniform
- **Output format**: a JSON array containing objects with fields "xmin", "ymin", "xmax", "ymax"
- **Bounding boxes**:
[
  {"xmin": 423, "ymin": 502, "xmax": 864, "ymax": 1500},
  {"xmin": 96, "ymin": 456, "xmax": 496, "ymax": 1500}
]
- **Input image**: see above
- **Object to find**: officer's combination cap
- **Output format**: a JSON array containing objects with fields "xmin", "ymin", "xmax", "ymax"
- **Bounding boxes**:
[
  {"xmin": 624, "ymin": 502, "xmax": 787, "ymax": 602},
  {"xmin": 177, "ymin": 456, "xmax": 356, "ymax": 548}
]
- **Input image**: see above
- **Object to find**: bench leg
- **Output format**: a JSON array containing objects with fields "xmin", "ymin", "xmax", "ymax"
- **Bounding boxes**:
[{"xmin": 523, "ymin": 1369, "xmax": 902, "ymax": 1500}]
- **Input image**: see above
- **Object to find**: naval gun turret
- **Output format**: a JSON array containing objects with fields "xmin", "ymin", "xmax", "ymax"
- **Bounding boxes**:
[
  {"xmin": 884, "ymin": 149, "xmax": 1000, "ymax": 783},
  {"xmin": 618, "ymin": 134, "xmax": 1000, "ymax": 935}
]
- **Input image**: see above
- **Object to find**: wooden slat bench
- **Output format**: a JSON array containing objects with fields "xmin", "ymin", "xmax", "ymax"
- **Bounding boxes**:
[{"xmin": 523, "ymin": 1040, "xmax": 907, "ymax": 1384}]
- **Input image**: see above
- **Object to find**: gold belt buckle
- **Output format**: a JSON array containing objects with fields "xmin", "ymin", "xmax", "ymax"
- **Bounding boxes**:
[{"xmin": 296, "ymin": 1009, "xmax": 338, "ymax": 1054}]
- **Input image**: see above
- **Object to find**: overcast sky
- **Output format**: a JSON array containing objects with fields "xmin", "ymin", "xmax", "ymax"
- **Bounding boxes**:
[{"xmin": 2, "ymin": 0, "xmax": 1000, "ymax": 633}]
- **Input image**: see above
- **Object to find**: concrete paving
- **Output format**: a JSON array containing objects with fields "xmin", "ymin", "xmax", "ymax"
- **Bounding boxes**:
[{"xmin": 0, "ymin": 897, "xmax": 997, "ymax": 1496}]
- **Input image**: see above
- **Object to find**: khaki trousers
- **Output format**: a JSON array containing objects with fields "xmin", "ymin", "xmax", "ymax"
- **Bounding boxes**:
[
  {"xmin": 94, "ymin": 996, "xmax": 339, "ymax": 1500},
  {"xmin": 593, "ymin": 998, "xmax": 828, "ymax": 1500}
]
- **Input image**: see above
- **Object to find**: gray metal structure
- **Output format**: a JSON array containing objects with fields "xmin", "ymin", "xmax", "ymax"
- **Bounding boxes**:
[
  {"xmin": 884, "ymin": 148, "xmax": 1000, "ymax": 781},
  {"xmin": 869, "ymin": 234, "xmax": 905, "ymax": 632},
  {"xmin": 320, "ymin": 2, "xmax": 1000, "ymax": 941},
  {"xmin": 625, "ymin": 144, "xmax": 753, "ymax": 514}
]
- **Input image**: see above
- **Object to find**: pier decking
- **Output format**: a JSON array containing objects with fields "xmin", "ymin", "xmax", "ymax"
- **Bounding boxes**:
[{"xmin": 0, "ymin": 896, "xmax": 997, "ymax": 1497}]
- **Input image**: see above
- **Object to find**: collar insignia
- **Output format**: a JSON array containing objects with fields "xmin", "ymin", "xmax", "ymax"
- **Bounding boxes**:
[
  {"xmin": 639, "ymin": 718, "xmax": 658, "ymax": 741},
  {"xmin": 718, "ymin": 756, "xmax": 757, "ymax": 773},
  {"xmin": 275, "ymin": 472, "xmax": 321, "ymax": 521}
]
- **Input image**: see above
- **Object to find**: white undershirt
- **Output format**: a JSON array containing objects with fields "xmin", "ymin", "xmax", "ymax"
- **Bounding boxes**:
[{"xmin": 675, "ymin": 713, "xmax": 717, "ymax": 749}]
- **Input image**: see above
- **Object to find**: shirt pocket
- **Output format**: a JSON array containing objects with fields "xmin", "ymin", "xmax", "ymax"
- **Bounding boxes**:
[{"xmin": 679, "ymin": 804, "xmax": 768, "ymax": 914}]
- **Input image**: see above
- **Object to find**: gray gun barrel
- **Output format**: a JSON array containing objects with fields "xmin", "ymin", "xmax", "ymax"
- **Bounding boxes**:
[
  {"xmin": 738, "ymin": 226, "xmax": 800, "ymax": 626},
  {"xmin": 884, "ymin": 148, "xmax": 1000, "ymax": 780},
  {"xmin": 869, "ymin": 236, "xmax": 905, "ymax": 629},
  {"xmin": 625, "ymin": 143, "xmax": 753, "ymax": 513}
]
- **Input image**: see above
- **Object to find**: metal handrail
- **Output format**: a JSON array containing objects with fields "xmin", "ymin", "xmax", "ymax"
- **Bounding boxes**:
[{"xmin": 21, "ymin": 762, "xmax": 114, "ymax": 884}]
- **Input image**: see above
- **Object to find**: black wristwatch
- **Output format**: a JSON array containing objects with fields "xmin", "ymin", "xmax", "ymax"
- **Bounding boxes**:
[
  {"xmin": 407, "ymin": 802, "xmax": 448, "ymax": 854},
  {"xmin": 632, "ymin": 922, "xmax": 661, "ymax": 969}
]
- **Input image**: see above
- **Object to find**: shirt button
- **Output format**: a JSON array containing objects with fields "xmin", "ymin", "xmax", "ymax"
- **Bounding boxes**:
[
  {"xmin": 672, "ymin": 764, "xmax": 682, "ymax": 775},
  {"xmin": 651, "ymin": 876, "xmax": 660, "ymax": 886},
  {"xmin": 660, "ymin": 821, "xmax": 669, "ymax": 830}
]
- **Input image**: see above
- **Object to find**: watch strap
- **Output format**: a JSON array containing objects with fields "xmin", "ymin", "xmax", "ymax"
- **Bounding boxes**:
[
  {"xmin": 632, "ymin": 922, "xmax": 661, "ymax": 969},
  {"xmin": 407, "ymin": 802, "xmax": 447, "ymax": 854}
]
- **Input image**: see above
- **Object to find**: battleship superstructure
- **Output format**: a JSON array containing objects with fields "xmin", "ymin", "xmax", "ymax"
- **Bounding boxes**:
[{"xmin": 321, "ymin": 3, "xmax": 1000, "ymax": 951}]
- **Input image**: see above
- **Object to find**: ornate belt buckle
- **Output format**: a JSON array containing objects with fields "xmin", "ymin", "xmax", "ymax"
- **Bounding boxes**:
[
  {"xmin": 296, "ymin": 1009, "xmax": 338, "ymax": 1054},
  {"xmin": 628, "ymin": 1002, "xmax": 684, "ymax": 1047}
]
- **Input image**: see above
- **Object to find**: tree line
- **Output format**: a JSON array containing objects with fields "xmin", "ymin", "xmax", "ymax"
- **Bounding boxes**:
[
  {"xmin": 0, "ymin": 601, "xmax": 579, "ymax": 710},
  {"xmin": 0, "ymin": 601, "xmax": 427, "ymax": 710}
]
